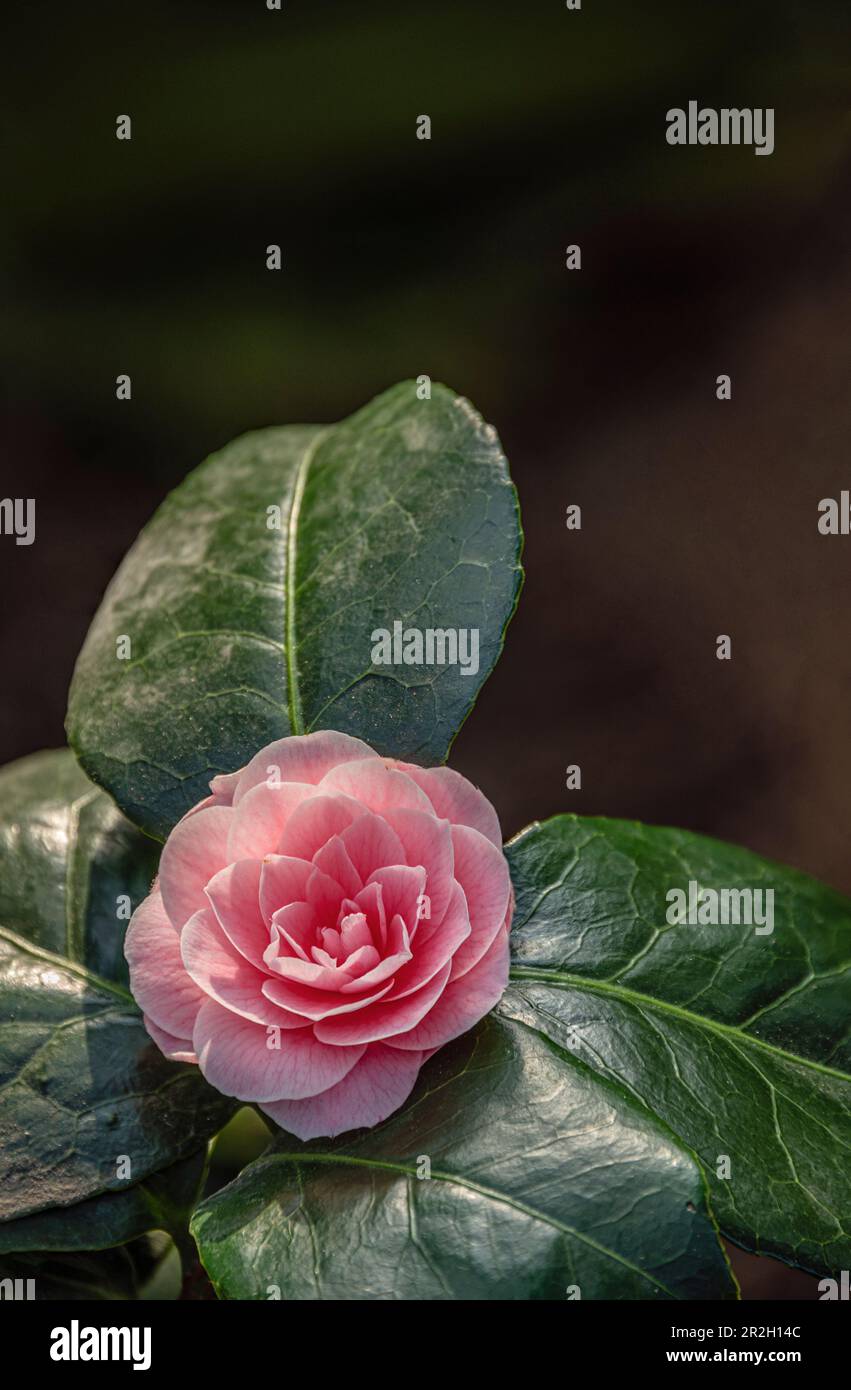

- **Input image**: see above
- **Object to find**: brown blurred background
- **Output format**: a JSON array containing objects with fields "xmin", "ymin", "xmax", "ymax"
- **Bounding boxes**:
[{"xmin": 2, "ymin": 0, "xmax": 850, "ymax": 1297}]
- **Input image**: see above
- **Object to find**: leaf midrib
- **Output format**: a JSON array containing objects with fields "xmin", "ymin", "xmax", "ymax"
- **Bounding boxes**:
[
  {"xmin": 508, "ymin": 965, "xmax": 851, "ymax": 1085},
  {"xmin": 284, "ymin": 428, "xmax": 330, "ymax": 736}
]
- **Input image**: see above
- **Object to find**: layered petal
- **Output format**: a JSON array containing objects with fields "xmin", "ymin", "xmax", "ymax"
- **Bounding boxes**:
[
  {"xmin": 318, "ymin": 758, "xmax": 432, "ymax": 816},
  {"xmin": 227, "ymin": 780, "xmax": 316, "ymax": 860},
  {"xmin": 381, "ymin": 806, "xmax": 454, "ymax": 924},
  {"xmin": 338, "ymin": 813, "xmax": 405, "ymax": 883},
  {"xmin": 276, "ymin": 793, "xmax": 365, "ymax": 860},
  {"xmin": 206, "ymin": 859, "xmax": 269, "ymax": 968},
  {"xmin": 259, "ymin": 855, "xmax": 312, "ymax": 925},
  {"xmin": 386, "ymin": 880, "xmax": 471, "ymax": 1000},
  {"xmin": 181, "ymin": 907, "xmax": 286, "ymax": 1026},
  {"xmin": 232, "ymin": 730, "xmax": 378, "ymax": 805},
  {"xmin": 447, "ymin": 823, "xmax": 512, "ymax": 979},
  {"xmin": 313, "ymin": 961, "xmax": 452, "ymax": 1045},
  {"xmin": 260, "ymin": 1042, "xmax": 424, "ymax": 1139},
  {"xmin": 392, "ymin": 762, "xmax": 502, "ymax": 847},
  {"xmin": 159, "ymin": 804, "xmax": 233, "ymax": 932},
  {"xmin": 125, "ymin": 889, "xmax": 204, "ymax": 1038},
  {"xmin": 387, "ymin": 927, "xmax": 509, "ymax": 1051},
  {"xmin": 143, "ymin": 1016, "xmax": 197, "ymax": 1064},
  {"xmin": 193, "ymin": 998, "xmax": 365, "ymax": 1102},
  {"xmin": 261, "ymin": 972, "xmax": 395, "ymax": 1020}
]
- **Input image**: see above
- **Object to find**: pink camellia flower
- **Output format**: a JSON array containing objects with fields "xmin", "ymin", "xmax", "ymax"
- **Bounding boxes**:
[{"xmin": 125, "ymin": 732, "xmax": 512, "ymax": 1139}]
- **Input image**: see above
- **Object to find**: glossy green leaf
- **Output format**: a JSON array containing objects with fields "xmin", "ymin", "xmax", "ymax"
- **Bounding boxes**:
[
  {"xmin": 191, "ymin": 1016, "xmax": 736, "ymax": 1301},
  {"xmin": 66, "ymin": 382, "xmax": 523, "ymax": 839},
  {"xmin": 503, "ymin": 815, "xmax": 851, "ymax": 1276},
  {"xmin": 0, "ymin": 750, "xmax": 236, "ymax": 1223},
  {"xmin": 0, "ymin": 1148, "xmax": 207, "ymax": 1255}
]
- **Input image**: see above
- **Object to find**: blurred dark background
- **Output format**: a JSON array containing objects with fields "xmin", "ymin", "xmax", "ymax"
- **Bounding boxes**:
[{"xmin": 2, "ymin": 0, "xmax": 850, "ymax": 1298}]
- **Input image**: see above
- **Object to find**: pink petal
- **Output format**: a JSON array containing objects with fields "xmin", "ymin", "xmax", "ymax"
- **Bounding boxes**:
[
  {"xmin": 125, "ymin": 889, "xmax": 205, "ymax": 1038},
  {"xmin": 318, "ymin": 758, "xmax": 433, "ymax": 816},
  {"xmin": 260, "ymin": 1042, "xmax": 424, "ymax": 1139},
  {"xmin": 227, "ymin": 781, "xmax": 316, "ymax": 860},
  {"xmin": 232, "ymin": 731, "xmax": 378, "ymax": 805},
  {"xmin": 209, "ymin": 768, "xmax": 242, "ymax": 800},
  {"xmin": 354, "ymin": 880, "xmax": 387, "ymax": 950},
  {"xmin": 268, "ymin": 901, "xmax": 319, "ymax": 962},
  {"xmin": 181, "ymin": 907, "xmax": 285, "ymax": 1026},
  {"xmin": 313, "ymin": 961, "xmax": 451, "ymax": 1045},
  {"xmin": 259, "ymin": 855, "xmax": 313, "ymax": 925},
  {"xmin": 186, "ymin": 790, "xmax": 235, "ymax": 815},
  {"xmin": 362, "ymin": 865, "xmax": 427, "ymax": 930},
  {"xmin": 312, "ymin": 835, "xmax": 362, "ymax": 898},
  {"xmin": 339, "ymin": 944, "xmax": 381, "ymax": 977},
  {"xmin": 337, "ymin": 940, "xmax": 411, "ymax": 994},
  {"xmin": 205, "ymin": 859, "xmax": 269, "ymax": 968},
  {"xmin": 159, "ymin": 804, "xmax": 233, "ymax": 932},
  {"xmin": 143, "ymin": 1016, "xmax": 197, "ymax": 1064},
  {"xmin": 265, "ymin": 953, "xmax": 349, "ymax": 991},
  {"xmin": 387, "ymin": 926, "xmax": 509, "ymax": 1051},
  {"xmin": 193, "ymin": 998, "xmax": 365, "ymax": 1102},
  {"xmin": 386, "ymin": 881, "xmax": 471, "ymax": 1000},
  {"xmin": 261, "ymin": 973, "xmax": 395, "ymax": 1020},
  {"xmin": 338, "ymin": 813, "xmax": 406, "ymax": 882},
  {"xmin": 319, "ymin": 927, "xmax": 342, "ymax": 958},
  {"xmin": 276, "ymin": 793, "xmax": 365, "ymax": 860},
  {"xmin": 381, "ymin": 807, "xmax": 454, "ymax": 924},
  {"xmin": 304, "ymin": 866, "xmax": 348, "ymax": 923},
  {"xmin": 391, "ymin": 763, "xmax": 502, "ymax": 847},
  {"xmin": 447, "ymin": 824, "xmax": 512, "ymax": 980},
  {"xmin": 339, "ymin": 914, "xmax": 373, "ymax": 958}
]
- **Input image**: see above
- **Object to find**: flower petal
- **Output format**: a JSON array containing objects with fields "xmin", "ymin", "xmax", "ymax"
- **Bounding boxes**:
[
  {"xmin": 363, "ymin": 865, "xmax": 427, "ymax": 930},
  {"xmin": 276, "ymin": 793, "xmax": 365, "ymax": 860},
  {"xmin": 205, "ymin": 859, "xmax": 269, "ymax": 968},
  {"xmin": 386, "ymin": 881, "xmax": 471, "ymax": 1000},
  {"xmin": 193, "ymin": 998, "xmax": 365, "ymax": 1102},
  {"xmin": 261, "ymin": 973, "xmax": 395, "ymax": 1019},
  {"xmin": 143, "ymin": 1016, "xmax": 197, "ymax": 1064},
  {"xmin": 391, "ymin": 763, "xmax": 502, "ymax": 847},
  {"xmin": 447, "ymin": 824, "xmax": 512, "ymax": 980},
  {"xmin": 181, "ymin": 907, "xmax": 286, "ymax": 1026},
  {"xmin": 259, "ymin": 855, "xmax": 313, "ymax": 926},
  {"xmin": 227, "ymin": 781, "xmax": 316, "ymax": 860},
  {"xmin": 387, "ymin": 927, "xmax": 509, "ymax": 1051},
  {"xmin": 232, "ymin": 731, "xmax": 378, "ymax": 805},
  {"xmin": 260, "ymin": 1042, "xmax": 424, "ymax": 1139},
  {"xmin": 313, "ymin": 961, "xmax": 451, "ymax": 1045},
  {"xmin": 209, "ymin": 768, "xmax": 242, "ymax": 800},
  {"xmin": 381, "ymin": 807, "xmax": 454, "ymax": 924},
  {"xmin": 312, "ymin": 835, "xmax": 362, "ymax": 898},
  {"xmin": 268, "ymin": 901, "xmax": 319, "ymax": 962},
  {"xmin": 125, "ymin": 889, "xmax": 204, "ymax": 1038},
  {"xmin": 338, "ymin": 813, "xmax": 405, "ymax": 883},
  {"xmin": 318, "ymin": 758, "xmax": 432, "ymax": 816},
  {"xmin": 159, "ymin": 804, "xmax": 233, "ymax": 932}
]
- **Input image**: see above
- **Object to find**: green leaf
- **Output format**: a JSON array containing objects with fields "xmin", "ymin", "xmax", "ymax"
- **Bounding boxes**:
[
  {"xmin": 503, "ymin": 815, "xmax": 851, "ymax": 1277},
  {"xmin": 191, "ymin": 1017, "xmax": 736, "ymax": 1301},
  {"xmin": 0, "ymin": 750, "xmax": 236, "ymax": 1223},
  {"xmin": 0, "ymin": 1148, "xmax": 207, "ymax": 1255},
  {"xmin": 0, "ymin": 1235, "xmax": 171, "ymax": 1301},
  {"xmin": 66, "ymin": 382, "xmax": 523, "ymax": 839}
]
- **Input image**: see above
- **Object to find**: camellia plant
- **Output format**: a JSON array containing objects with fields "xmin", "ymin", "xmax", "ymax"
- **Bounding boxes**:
[{"xmin": 0, "ymin": 382, "xmax": 848, "ymax": 1301}]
